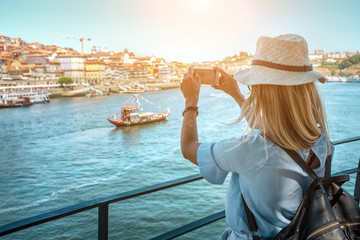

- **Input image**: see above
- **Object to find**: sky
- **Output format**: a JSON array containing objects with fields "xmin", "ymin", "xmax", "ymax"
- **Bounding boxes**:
[{"xmin": 0, "ymin": 0, "xmax": 359, "ymax": 62}]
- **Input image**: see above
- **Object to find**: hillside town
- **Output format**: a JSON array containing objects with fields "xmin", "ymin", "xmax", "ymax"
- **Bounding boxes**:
[
  {"xmin": 0, "ymin": 35, "xmax": 189, "ymax": 90},
  {"xmin": 0, "ymin": 34, "xmax": 359, "ymax": 93}
]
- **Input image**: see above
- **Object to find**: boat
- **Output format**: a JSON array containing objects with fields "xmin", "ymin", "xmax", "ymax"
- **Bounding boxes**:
[
  {"xmin": 107, "ymin": 94, "xmax": 170, "ymax": 127},
  {"xmin": 86, "ymin": 88, "xmax": 105, "ymax": 97},
  {"xmin": 0, "ymin": 91, "xmax": 50, "ymax": 104},
  {"xmin": 0, "ymin": 96, "xmax": 32, "ymax": 108},
  {"xmin": 118, "ymin": 84, "xmax": 146, "ymax": 94}
]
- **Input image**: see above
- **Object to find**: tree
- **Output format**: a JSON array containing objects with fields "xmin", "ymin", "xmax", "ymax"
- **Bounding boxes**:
[
  {"xmin": 339, "ymin": 60, "xmax": 352, "ymax": 70},
  {"xmin": 58, "ymin": 77, "xmax": 74, "ymax": 87},
  {"xmin": 349, "ymin": 54, "xmax": 360, "ymax": 65}
]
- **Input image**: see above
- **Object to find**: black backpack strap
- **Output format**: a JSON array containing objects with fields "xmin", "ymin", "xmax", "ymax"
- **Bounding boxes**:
[
  {"xmin": 241, "ymin": 146, "xmax": 319, "ymax": 240},
  {"xmin": 279, "ymin": 147, "xmax": 319, "ymax": 180},
  {"xmin": 241, "ymin": 194, "xmax": 261, "ymax": 240}
]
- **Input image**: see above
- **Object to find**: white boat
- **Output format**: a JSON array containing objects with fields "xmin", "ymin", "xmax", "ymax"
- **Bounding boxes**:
[
  {"xmin": 0, "ymin": 91, "xmax": 50, "ymax": 104},
  {"xmin": 86, "ymin": 88, "xmax": 106, "ymax": 97}
]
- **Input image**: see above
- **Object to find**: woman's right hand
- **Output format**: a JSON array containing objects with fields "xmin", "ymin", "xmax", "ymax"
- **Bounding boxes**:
[{"xmin": 212, "ymin": 67, "xmax": 245, "ymax": 105}]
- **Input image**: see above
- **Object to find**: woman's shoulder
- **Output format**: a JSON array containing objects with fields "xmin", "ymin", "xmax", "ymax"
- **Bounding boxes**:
[
  {"xmin": 214, "ymin": 129, "xmax": 272, "ymax": 152},
  {"xmin": 210, "ymin": 130, "xmax": 275, "ymax": 173}
]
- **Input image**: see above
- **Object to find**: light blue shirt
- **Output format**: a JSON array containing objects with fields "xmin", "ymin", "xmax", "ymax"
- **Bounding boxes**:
[{"xmin": 197, "ymin": 129, "xmax": 332, "ymax": 240}]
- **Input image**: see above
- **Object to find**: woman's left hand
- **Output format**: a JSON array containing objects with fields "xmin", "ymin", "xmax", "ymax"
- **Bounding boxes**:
[{"xmin": 180, "ymin": 67, "xmax": 201, "ymax": 107}]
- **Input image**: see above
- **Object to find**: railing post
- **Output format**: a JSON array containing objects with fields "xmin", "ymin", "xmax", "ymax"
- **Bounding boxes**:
[
  {"xmin": 354, "ymin": 158, "xmax": 360, "ymax": 204},
  {"xmin": 98, "ymin": 204, "xmax": 109, "ymax": 240},
  {"xmin": 324, "ymin": 153, "xmax": 332, "ymax": 178}
]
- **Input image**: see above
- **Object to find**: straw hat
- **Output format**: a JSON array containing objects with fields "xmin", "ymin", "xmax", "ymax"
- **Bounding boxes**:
[{"xmin": 234, "ymin": 34, "xmax": 326, "ymax": 85}]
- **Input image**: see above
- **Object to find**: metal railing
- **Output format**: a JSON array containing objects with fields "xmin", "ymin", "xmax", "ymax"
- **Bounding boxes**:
[{"xmin": 0, "ymin": 136, "xmax": 359, "ymax": 239}]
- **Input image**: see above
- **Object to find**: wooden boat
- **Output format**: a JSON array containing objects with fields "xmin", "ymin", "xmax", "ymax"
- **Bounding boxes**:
[{"xmin": 107, "ymin": 95, "xmax": 170, "ymax": 127}]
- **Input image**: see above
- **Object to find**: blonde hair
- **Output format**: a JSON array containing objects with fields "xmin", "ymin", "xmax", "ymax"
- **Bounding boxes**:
[{"xmin": 240, "ymin": 82, "xmax": 328, "ymax": 150}]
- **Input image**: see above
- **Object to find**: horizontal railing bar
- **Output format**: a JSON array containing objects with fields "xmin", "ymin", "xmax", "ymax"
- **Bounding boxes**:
[
  {"xmin": 149, "ymin": 210, "xmax": 225, "ymax": 240},
  {"xmin": 0, "ymin": 201, "xmax": 98, "ymax": 237},
  {"xmin": 333, "ymin": 136, "xmax": 360, "ymax": 145},
  {"xmin": 333, "ymin": 167, "xmax": 360, "ymax": 176},
  {"xmin": 0, "ymin": 136, "xmax": 359, "ymax": 237},
  {"xmin": 150, "ymin": 165, "xmax": 360, "ymax": 240},
  {"xmin": 0, "ymin": 174, "xmax": 203, "ymax": 237}
]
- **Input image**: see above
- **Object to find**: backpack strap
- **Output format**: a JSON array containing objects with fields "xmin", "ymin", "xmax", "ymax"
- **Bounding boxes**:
[
  {"xmin": 279, "ymin": 147, "xmax": 319, "ymax": 180},
  {"xmin": 241, "ymin": 146, "xmax": 320, "ymax": 239},
  {"xmin": 241, "ymin": 194, "xmax": 261, "ymax": 240}
]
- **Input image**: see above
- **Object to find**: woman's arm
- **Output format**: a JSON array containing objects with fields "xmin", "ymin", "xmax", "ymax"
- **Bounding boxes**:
[
  {"xmin": 213, "ymin": 67, "xmax": 245, "ymax": 107},
  {"xmin": 180, "ymin": 68, "xmax": 201, "ymax": 165},
  {"xmin": 181, "ymin": 107, "xmax": 200, "ymax": 165}
]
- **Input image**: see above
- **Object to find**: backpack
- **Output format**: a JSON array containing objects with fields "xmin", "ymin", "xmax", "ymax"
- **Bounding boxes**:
[{"xmin": 242, "ymin": 147, "xmax": 360, "ymax": 239}]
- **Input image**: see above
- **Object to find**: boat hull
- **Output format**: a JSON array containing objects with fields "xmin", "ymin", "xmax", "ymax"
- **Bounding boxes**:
[
  {"xmin": 108, "ymin": 113, "xmax": 170, "ymax": 127},
  {"xmin": 0, "ymin": 101, "xmax": 33, "ymax": 108},
  {"xmin": 0, "ymin": 96, "xmax": 33, "ymax": 108}
]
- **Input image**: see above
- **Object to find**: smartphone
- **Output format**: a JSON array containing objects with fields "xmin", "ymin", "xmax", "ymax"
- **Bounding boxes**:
[{"xmin": 193, "ymin": 68, "xmax": 220, "ymax": 85}]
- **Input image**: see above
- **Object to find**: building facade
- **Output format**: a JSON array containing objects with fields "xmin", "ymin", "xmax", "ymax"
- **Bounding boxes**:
[
  {"xmin": 56, "ymin": 55, "xmax": 86, "ymax": 83},
  {"xmin": 85, "ymin": 59, "xmax": 105, "ymax": 84}
]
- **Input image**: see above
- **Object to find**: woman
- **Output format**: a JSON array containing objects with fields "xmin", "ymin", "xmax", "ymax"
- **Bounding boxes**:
[{"xmin": 180, "ymin": 34, "xmax": 333, "ymax": 239}]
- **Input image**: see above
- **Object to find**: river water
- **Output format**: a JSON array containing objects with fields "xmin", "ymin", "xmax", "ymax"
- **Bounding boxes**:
[{"xmin": 0, "ymin": 83, "xmax": 359, "ymax": 240}]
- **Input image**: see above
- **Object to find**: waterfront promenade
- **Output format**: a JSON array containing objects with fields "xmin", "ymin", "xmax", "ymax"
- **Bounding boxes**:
[
  {"xmin": 1, "ymin": 76, "xmax": 358, "ymax": 99},
  {"xmin": 0, "ymin": 82, "xmax": 180, "ymax": 98}
]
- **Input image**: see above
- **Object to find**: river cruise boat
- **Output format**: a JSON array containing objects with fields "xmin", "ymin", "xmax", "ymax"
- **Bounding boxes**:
[
  {"xmin": 0, "ymin": 91, "xmax": 50, "ymax": 104},
  {"xmin": 0, "ymin": 96, "xmax": 32, "ymax": 108},
  {"xmin": 107, "ymin": 94, "xmax": 170, "ymax": 127}
]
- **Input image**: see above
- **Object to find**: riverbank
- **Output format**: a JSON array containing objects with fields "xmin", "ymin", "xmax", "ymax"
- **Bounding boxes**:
[
  {"xmin": 326, "ymin": 76, "xmax": 360, "ymax": 83},
  {"xmin": 48, "ymin": 82, "xmax": 180, "ymax": 98}
]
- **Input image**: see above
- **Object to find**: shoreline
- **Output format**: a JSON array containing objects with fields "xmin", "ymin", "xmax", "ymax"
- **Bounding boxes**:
[
  {"xmin": 1, "ymin": 80, "xmax": 359, "ymax": 99},
  {"xmin": 1, "ymin": 83, "xmax": 180, "ymax": 98}
]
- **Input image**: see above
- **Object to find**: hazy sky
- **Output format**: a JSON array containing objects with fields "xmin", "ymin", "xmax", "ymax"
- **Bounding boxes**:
[{"xmin": 1, "ymin": 0, "xmax": 359, "ymax": 62}]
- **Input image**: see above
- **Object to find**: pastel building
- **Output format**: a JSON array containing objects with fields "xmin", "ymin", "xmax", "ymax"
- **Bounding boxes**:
[
  {"xmin": 85, "ymin": 59, "xmax": 105, "ymax": 84},
  {"xmin": 158, "ymin": 64, "xmax": 171, "ymax": 82},
  {"xmin": 0, "ymin": 35, "xmax": 11, "ymax": 45},
  {"xmin": 10, "ymin": 38, "xmax": 24, "ymax": 47},
  {"xmin": 46, "ymin": 60, "xmax": 61, "ymax": 83},
  {"xmin": 0, "ymin": 59, "xmax": 8, "ymax": 80},
  {"xmin": 128, "ymin": 64, "xmax": 148, "ymax": 83},
  {"xmin": 104, "ymin": 64, "xmax": 125, "ymax": 83},
  {"xmin": 56, "ymin": 55, "xmax": 86, "ymax": 83}
]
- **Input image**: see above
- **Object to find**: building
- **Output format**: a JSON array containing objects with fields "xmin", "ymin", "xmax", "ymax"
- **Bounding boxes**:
[
  {"xmin": 0, "ymin": 35, "xmax": 10, "ymax": 45},
  {"xmin": 310, "ymin": 50, "xmax": 324, "ymax": 61},
  {"xmin": 0, "ymin": 59, "xmax": 8, "ymax": 80},
  {"xmin": 158, "ymin": 64, "xmax": 171, "ymax": 82},
  {"xmin": 325, "ymin": 52, "xmax": 347, "ymax": 60},
  {"xmin": 104, "ymin": 64, "xmax": 125, "ymax": 84},
  {"xmin": 10, "ymin": 38, "xmax": 24, "ymax": 47},
  {"xmin": 46, "ymin": 60, "xmax": 61, "ymax": 84},
  {"xmin": 28, "ymin": 42, "xmax": 45, "ymax": 50},
  {"xmin": 85, "ymin": 59, "xmax": 105, "ymax": 84},
  {"xmin": 314, "ymin": 50, "xmax": 324, "ymax": 56},
  {"xmin": 123, "ymin": 49, "xmax": 130, "ymax": 64},
  {"xmin": 7, "ymin": 68, "xmax": 23, "ymax": 81},
  {"xmin": 26, "ymin": 55, "xmax": 48, "ymax": 65},
  {"xmin": 56, "ymin": 55, "xmax": 86, "ymax": 83},
  {"xmin": 128, "ymin": 63, "xmax": 148, "ymax": 83}
]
